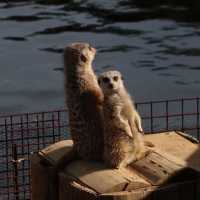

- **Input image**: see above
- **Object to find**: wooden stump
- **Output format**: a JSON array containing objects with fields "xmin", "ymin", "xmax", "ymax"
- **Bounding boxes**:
[
  {"xmin": 59, "ymin": 160, "xmax": 200, "ymax": 200},
  {"xmin": 30, "ymin": 131, "xmax": 200, "ymax": 200}
]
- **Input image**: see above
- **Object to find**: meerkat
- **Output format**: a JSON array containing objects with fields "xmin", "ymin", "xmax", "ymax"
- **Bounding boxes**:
[
  {"xmin": 63, "ymin": 42, "xmax": 104, "ymax": 161},
  {"xmin": 98, "ymin": 70, "xmax": 148, "ymax": 169}
]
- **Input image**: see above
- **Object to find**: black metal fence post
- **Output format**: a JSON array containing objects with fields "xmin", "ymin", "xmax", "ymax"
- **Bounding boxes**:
[
  {"xmin": 181, "ymin": 98, "xmax": 184, "ymax": 132},
  {"xmin": 12, "ymin": 144, "xmax": 19, "ymax": 200},
  {"xmin": 166, "ymin": 100, "xmax": 169, "ymax": 131},
  {"xmin": 197, "ymin": 97, "xmax": 200, "ymax": 140},
  {"xmin": 150, "ymin": 101, "xmax": 153, "ymax": 133}
]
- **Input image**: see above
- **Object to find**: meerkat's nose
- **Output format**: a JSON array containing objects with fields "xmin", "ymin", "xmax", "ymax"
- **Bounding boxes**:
[
  {"xmin": 92, "ymin": 47, "xmax": 96, "ymax": 53},
  {"xmin": 109, "ymin": 83, "xmax": 114, "ymax": 89},
  {"xmin": 89, "ymin": 46, "xmax": 96, "ymax": 53}
]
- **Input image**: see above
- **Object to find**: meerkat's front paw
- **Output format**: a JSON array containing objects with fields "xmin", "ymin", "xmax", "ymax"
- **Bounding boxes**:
[
  {"xmin": 138, "ymin": 127, "xmax": 144, "ymax": 133},
  {"xmin": 116, "ymin": 162, "xmax": 126, "ymax": 169},
  {"xmin": 136, "ymin": 149, "xmax": 150, "ymax": 161}
]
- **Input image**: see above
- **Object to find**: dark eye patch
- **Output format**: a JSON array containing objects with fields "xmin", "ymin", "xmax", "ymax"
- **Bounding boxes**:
[
  {"xmin": 102, "ymin": 77, "xmax": 110, "ymax": 83},
  {"xmin": 80, "ymin": 54, "xmax": 87, "ymax": 63},
  {"xmin": 113, "ymin": 76, "xmax": 119, "ymax": 81}
]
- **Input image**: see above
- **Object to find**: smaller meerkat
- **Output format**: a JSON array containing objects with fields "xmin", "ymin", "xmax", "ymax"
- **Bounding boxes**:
[{"xmin": 98, "ymin": 70, "xmax": 148, "ymax": 169}]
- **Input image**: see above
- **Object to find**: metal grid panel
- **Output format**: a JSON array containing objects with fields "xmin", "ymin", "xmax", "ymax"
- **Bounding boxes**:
[
  {"xmin": 0, "ymin": 110, "xmax": 68, "ymax": 199},
  {"xmin": 137, "ymin": 97, "xmax": 200, "ymax": 139},
  {"xmin": 0, "ymin": 97, "xmax": 199, "ymax": 199}
]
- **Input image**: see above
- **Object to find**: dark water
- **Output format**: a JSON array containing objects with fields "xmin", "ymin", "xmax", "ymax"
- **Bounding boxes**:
[{"xmin": 0, "ymin": 0, "xmax": 200, "ymax": 115}]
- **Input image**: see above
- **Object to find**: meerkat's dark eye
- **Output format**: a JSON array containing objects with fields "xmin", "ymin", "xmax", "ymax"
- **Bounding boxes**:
[
  {"xmin": 113, "ymin": 76, "xmax": 119, "ymax": 81},
  {"xmin": 102, "ymin": 77, "xmax": 110, "ymax": 83},
  {"xmin": 80, "ymin": 54, "xmax": 87, "ymax": 63},
  {"xmin": 98, "ymin": 79, "xmax": 101, "ymax": 85}
]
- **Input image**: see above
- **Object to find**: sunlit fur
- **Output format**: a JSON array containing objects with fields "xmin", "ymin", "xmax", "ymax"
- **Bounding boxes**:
[
  {"xmin": 98, "ymin": 70, "xmax": 147, "ymax": 168},
  {"xmin": 64, "ymin": 42, "xmax": 104, "ymax": 161}
]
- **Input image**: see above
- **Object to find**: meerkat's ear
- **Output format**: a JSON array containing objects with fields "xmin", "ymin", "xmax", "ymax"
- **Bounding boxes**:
[
  {"xmin": 121, "ymin": 75, "xmax": 124, "ymax": 80},
  {"xmin": 80, "ymin": 54, "xmax": 87, "ymax": 63}
]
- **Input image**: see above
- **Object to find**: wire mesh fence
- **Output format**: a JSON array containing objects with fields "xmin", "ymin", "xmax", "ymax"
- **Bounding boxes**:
[
  {"xmin": 0, "ymin": 97, "xmax": 199, "ymax": 199},
  {"xmin": 0, "ymin": 110, "xmax": 68, "ymax": 200}
]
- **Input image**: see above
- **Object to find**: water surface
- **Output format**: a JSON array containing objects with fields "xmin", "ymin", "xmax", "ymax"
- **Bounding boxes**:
[{"xmin": 0, "ymin": 0, "xmax": 200, "ymax": 114}]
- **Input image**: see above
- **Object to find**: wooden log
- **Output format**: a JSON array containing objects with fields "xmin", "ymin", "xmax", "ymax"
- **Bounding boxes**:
[
  {"xmin": 99, "ymin": 188, "xmax": 154, "ymax": 200},
  {"xmin": 59, "ymin": 172, "xmax": 97, "ymax": 200},
  {"xmin": 131, "ymin": 150, "xmax": 187, "ymax": 185},
  {"xmin": 30, "ymin": 131, "xmax": 200, "ymax": 200},
  {"xmin": 58, "ymin": 131, "xmax": 200, "ymax": 200},
  {"xmin": 30, "ymin": 140, "xmax": 74, "ymax": 200},
  {"xmin": 60, "ymin": 180, "xmax": 199, "ymax": 200},
  {"xmin": 59, "ymin": 157, "xmax": 200, "ymax": 200},
  {"xmin": 144, "ymin": 131, "xmax": 200, "ymax": 171},
  {"xmin": 64, "ymin": 160, "xmax": 150, "ymax": 193},
  {"xmin": 38, "ymin": 140, "xmax": 74, "ymax": 165},
  {"xmin": 30, "ymin": 154, "xmax": 49, "ymax": 200}
]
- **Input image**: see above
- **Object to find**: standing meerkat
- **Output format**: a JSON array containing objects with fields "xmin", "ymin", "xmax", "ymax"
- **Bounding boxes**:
[
  {"xmin": 98, "ymin": 70, "xmax": 148, "ymax": 169},
  {"xmin": 63, "ymin": 42, "xmax": 104, "ymax": 161}
]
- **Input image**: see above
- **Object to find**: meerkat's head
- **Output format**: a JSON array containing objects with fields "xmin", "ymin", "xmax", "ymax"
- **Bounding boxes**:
[
  {"xmin": 98, "ymin": 70, "xmax": 124, "ymax": 95},
  {"xmin": 64, "ymin": 42, "xmax": 96, "ymax": 71}
]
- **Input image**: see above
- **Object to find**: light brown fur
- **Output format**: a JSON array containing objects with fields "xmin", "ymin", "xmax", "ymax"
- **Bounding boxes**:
[
  {"xmin": 98, "ymin": 70, "xmax": 148, "ymax": 168},
  {"xmin": 63, "ymin": 42, "xmax": 104, "ymax": 161}
]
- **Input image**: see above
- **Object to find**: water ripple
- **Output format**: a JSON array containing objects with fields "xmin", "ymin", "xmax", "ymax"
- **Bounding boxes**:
[
  {"xmin": 99, "ymin": 45, "xmax": 140, "ymax": 53},
  {"xmin": 3, "ymin": 36, "xmax": 27, "ymax": 41},
  {"xmin": 151, "ymin": 67, "xmax": 169, "ymax": 71},
  {"xmin": 158, "ymin": 45, "xmax": 200, "ymax": 56}
]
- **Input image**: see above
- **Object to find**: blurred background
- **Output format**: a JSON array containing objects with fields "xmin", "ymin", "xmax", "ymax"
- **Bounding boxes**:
[{"xmin": 0, "ymin": 0, "xmax": 200, "ymax": 114}]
